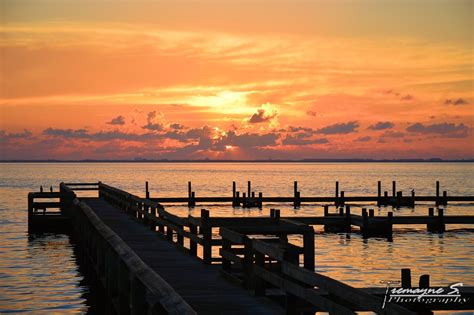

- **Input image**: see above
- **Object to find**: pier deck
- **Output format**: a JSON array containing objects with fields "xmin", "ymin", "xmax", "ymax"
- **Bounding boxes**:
[{"xmin": 82, "ymin": 197, "xmax": 283, "ymax": 314}]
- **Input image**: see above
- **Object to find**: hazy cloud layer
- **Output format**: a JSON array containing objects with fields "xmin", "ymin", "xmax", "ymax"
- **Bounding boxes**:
[{"xmin": 406, "ymin": 122, "xmax": 469, "ymax": 138}]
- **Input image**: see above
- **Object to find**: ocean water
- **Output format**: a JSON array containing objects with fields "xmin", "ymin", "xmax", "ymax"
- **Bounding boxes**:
[{"xmin": 0, "ymin": 162, "xmax": 473, "ymax": 313}]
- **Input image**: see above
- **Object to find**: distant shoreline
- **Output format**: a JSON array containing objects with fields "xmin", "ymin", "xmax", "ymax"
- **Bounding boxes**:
[{"xmin": 1, "ymin": 159, "xmax": 473, "ymax": 163}]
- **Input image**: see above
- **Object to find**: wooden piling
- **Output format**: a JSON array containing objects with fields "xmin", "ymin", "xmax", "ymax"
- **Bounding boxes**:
[
  {"xmin": 377, "ymin": 181, "xmax": 382, "ymax": 206},
  {"xmin": 419, "ymin": 275, "xmax": 430, "ymax": 288},
  {"xmin": 401, "ymin": 268, "xmax": 412, "ymax": 288},
  {"xmin": 361, "ymin": 208, "xmax": 368, "ymax": 237},
  {"xmin": 345, "ymin": 205, "xmax": 351, "ymax": 232},
  {"xmin": 323, "ymin": 205, "xmax": 329, "ymax": 216},
  {"xmin": 338, "ymin": 191, "xmax": 345, "ymax": 206},
  {"xmin": 189, "ymin": 192, "xmax": 196, "ymax": 208},
  {"xmin": 392, "ymin": 181, "xmax": 396, "ymax": 197},
  {"xmin": 248, "ymin": 181, "xmax": 251, "ymax": 197},
  {"xmin": 293, "ymin": 181, "xmax": 301, "ymax": 208},
  {"xmin": 387, "ymin": 212, "xmax": 393, "ymax": 237},
  {"xmin": 145, "ymin": 181, "xmax": 150, "ymax": 199},
  {"xmin": 427, "ymin": 208, "xmax": 435, "ymax": 232},
  {"xmin": 258, "ymin": 192, "xmax": 263, "ymax": 209},
  {"xmin": 369, "ymin": 209, "xmax": 374, "ymax": 217},
  {"xmin": 438, "ymin": 208, "xmax": 445, "ymax": 233}
]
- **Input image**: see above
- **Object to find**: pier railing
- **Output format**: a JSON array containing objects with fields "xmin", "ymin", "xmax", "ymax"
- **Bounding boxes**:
[
  {"xmin": 58, "ymin": 183, "xmax": 197, "ymax": 314},
  {"xmin": 218, "ymin": 212, "xmax": 415, "ymax": 315}
]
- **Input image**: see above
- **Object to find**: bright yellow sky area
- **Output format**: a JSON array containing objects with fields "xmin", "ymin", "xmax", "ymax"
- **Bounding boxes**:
[{"xmin": 0, "ymin": 0, "xmax": 473, "ymax": 160}]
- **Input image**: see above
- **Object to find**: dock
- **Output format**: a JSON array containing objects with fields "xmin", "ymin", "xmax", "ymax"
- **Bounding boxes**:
[
  {"xmin": 27, "ymin": 181, "xmax": 474, "ymax": 314},
  {"xmin": 149, "ymin": 180, "xmax": 474, "ymax": 208}
]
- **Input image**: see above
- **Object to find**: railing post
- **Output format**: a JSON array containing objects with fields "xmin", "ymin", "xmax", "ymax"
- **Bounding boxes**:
[
  {"xmin": 284, "ymin": 247, "xmax": 299, "ymax": 315},
  {"xmin": 303, "ymin": 227, "xmax": 315, "ymax": 271},
  {"xmin": 201, "ymin": 209, "xmax": 212, "ymax": 264},
  {"xmin": 189, "ymin": 219, "xmax": 198, "ymax": 257},
  {"xmin": 254, "ymin": 250, "xmax": 265, "ymax": 296},
  {"xmin": 177, "ymin": 223, "xmax": 184, "ymax": 247},
  {"xmin": 243, "ymin": 236, "xmax": 254, "ymax": 289},
  {"xmin": 222, "ymin": 237, "xmax": 231, "ymax": 273}
]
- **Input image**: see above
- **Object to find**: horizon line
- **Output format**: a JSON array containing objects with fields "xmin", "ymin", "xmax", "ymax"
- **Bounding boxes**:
[{"xmin": 1, "ymin": 158, "xmax": 474, "ymax": 163}]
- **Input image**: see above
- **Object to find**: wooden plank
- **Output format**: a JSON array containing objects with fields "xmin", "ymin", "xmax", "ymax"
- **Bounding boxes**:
[
  {"xmin": 220, "ymin": 228, "xmax": 245, "ymax": 244},
  {"xmin": 252, "ymin": 240, "xmax": 285, "ymax": 261},
  {"xmin": 33, "ymin": 202, "xmax": 61, "ymax": 208},
  {"xmin": 219, "ymin": 249, "xmax": 243, "ymax": 268}
]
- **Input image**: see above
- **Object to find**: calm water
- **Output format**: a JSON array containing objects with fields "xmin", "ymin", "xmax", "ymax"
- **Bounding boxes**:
[{"xmin": 0, "ymin": 162, "xmax": 473, "ymax": 313}]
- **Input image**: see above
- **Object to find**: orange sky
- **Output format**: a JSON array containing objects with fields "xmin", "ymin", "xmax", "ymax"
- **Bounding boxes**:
[{"xmin": 0, "ymin": 0, "xmax": 473, "ymax": 160}]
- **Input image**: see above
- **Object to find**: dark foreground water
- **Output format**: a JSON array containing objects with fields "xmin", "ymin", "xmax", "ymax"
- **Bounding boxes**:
[{"xmin": 0, "ymin": 162, "xmax": 473, "ymax": 313}]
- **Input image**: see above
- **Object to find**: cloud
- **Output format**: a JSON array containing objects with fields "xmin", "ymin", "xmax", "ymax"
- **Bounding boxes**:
[
  {"xmin": 287, "ymin": 126, "xmax": 314, "ymax": 133},
  {"xmin": 215, "ymin": 131, "xmax": 278, "ymax": 149},
  {"xmin": 43, "ymin": 128, "xmax": 89, "ymax": 138},
  {"xmin": 107, "ymin": 115, "xmax": 125, "ymax": 125},
  {"xmin": 445, "ymin": 98, "xmax": 468, "ymax": 105},
  {"xmin": 142, "ymin": 111, "xmax": 164, "ymax": 131},
  {"xmin": 406, "ymin": 122, "xmax": 469, "ymax": 138},
  {"xmin": 248, "ymin": 104, "xmax": 278, "ymax": 124},
  {"xmin": 0, "ymin": 129, "xmax": 33, "ymax": 139},
  {"xmin": 282, "ymin": 135, "xmax": 328, "ymax": 145},
  {"xmin": 316, "ymin": 121, "xmax": 359, "ymax": 135},
  {"xmin": 43, "ymin": 128, "xmax": 161, "ymax": 142},
  {"xmin": 306, "ymin": 110, "xmax": 317, "ymax": 117},
  {"xmin": 368, "ymin": 121, "xmax": 394, "ymax": 130},
  {"xmin": 354, "ymin": 136, "xmax": 371, "ymax": 142},
  {"xmin": 170, "ymin": 123, "xmax": 185, "ymax": 130}
]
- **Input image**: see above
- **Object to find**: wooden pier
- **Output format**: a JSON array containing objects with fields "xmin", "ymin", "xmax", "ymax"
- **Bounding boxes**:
[
  {"xmin": 148, "ymin": 180, "xmax": 474, "ymax": 209},
  {"xmin": 27, "ymin": 182, "xmax": 474, "ymax": 314}
]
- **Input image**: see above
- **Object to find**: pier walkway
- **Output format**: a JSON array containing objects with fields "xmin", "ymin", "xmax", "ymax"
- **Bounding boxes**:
[{"xmin": 83, "ymin": 197, "xmax": 283, "ymax": 314}]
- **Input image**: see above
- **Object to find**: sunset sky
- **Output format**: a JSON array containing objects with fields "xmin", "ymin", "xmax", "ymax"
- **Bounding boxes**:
[{"xmin": 1, "ymin": 0, "xmax": 473, "ymax": 160}]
